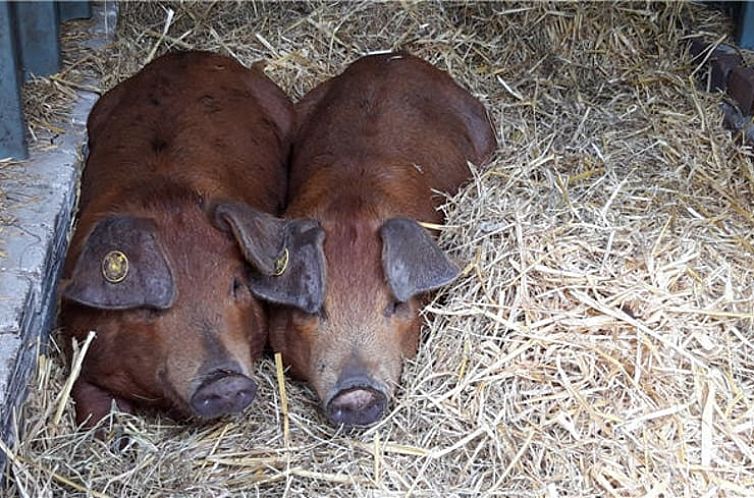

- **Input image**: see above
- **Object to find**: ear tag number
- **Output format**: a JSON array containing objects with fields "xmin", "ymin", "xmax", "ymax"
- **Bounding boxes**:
[
  {"xmin": 102, "ymin": 250, "xmax": 129, "ymax": 283},
  {"xmin": 272, "ymin": 248, "xmax": 289, "ymax": 276}
]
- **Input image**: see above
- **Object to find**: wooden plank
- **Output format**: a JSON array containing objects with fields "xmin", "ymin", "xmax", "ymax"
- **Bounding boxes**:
[
  {"xmin": 0, "ymin": 2, "xmax": 28, "ymax": 160},
  {"xmin": 58, "ymin": 1, "xmax": 92, "ymax": 22},
  {"xmin": 737, "ymin": 1, "xmax": 754, "ymax": 50},
  {"xmin": 12, "ymin": 1, "xmax": 61, "ymax": 81}
]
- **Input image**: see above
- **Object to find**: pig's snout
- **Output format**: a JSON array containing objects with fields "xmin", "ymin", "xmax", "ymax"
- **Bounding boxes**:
[
  {"xmin": 326, "ymin": 375, "xmax": 388, "ymax": 428},
  {"xmin": 190, "ymin": 372, "xmax": 257, "ymax": 418}
]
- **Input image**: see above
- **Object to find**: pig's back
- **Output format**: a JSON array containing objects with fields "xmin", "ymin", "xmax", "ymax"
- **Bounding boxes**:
[
  {"xmin": 81, "ymin": 51, "xmax": 291, "ymax": 215},
  {"xmin": 291, "ymin": 53, "xmax": 495, "ymax": 200}
]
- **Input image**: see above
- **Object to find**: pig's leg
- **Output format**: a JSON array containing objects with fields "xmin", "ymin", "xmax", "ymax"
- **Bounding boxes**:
[{"xmin": 71, "ymin": 378, "xmax": 133, "ymax": 429}]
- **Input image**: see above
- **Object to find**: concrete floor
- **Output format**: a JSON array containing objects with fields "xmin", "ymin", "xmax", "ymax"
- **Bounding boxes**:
[{"xmin": 0, "ymin": 3, "xmax": 115, "ymax": 474}]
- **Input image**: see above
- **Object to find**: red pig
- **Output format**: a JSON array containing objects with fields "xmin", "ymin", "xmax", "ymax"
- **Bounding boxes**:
[
  {"xmin": 60, "ymin": 51, "xmax": 324, "ymax": 429},
  {"xmin": 255, "ymin": 52, "xmax": 497, "ymax": 427}
]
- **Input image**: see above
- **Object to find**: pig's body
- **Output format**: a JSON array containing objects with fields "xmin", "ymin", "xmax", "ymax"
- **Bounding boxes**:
[
  {"xmin": 61, "ymin": 51, "xmax": 295, "ymax": 428},
  {"xmin": 268, "ymin": 53, "xmax": 496, "ymax": 427}
]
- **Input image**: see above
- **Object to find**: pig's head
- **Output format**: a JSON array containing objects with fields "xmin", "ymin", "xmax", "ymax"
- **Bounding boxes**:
[
  {"xmin": 62, "ymin": 199, "xmax": 322, "ymax": 426},
  {"xmin": 262, "ymin": 214, "xmax": 458, "ymax": 428}
]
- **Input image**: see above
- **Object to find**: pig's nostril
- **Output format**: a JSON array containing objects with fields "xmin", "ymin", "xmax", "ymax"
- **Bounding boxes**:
[
  {"xmin": 190, "ymin": 374, "xmax": 257, "ymax": 418},
  {"xmin": 326, "ymin": 386, "xmax": 387, "ymax": 428}
]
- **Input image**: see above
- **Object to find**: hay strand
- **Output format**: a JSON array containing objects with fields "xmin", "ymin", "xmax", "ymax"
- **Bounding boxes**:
[
  {"xmin": 52, "ymin": 330, "xmax": 95, "ymax": 426},
  {"xmin": 274, "ymin": 352, "xmax": 290, "ymax": 447}
]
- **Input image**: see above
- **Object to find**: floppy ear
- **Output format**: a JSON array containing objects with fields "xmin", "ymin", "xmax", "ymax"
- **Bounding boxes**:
[
  {"xmin": 214, "ymin": 202, "xmax": 326, "ymax": 314},
  {"xmin": 380, "ymin": 218, "xmax": 459, "ymax": 302},
  {"xmin": 63, "ymin": 217, "xmax": 176, "ymax": 310}
]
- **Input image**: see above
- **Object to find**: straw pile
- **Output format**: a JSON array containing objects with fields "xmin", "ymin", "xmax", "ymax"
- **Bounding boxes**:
[{"xmin": 4, "ymin": 2, "xmax": 754, "ymax": 496}]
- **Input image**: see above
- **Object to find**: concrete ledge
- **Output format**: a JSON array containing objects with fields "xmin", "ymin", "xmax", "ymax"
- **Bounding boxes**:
[{"xmin": 0, "ymin": 3, "xmax": 115, "ymax": 473}]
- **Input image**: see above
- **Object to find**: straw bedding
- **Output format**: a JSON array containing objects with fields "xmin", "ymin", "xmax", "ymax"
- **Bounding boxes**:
[{"xmin": 4, "ymin": 2, "xmax": 754, "ymax": 496}]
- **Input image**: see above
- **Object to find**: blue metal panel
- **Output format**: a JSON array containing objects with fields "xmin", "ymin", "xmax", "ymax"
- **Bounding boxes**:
[
  {"xmin": 738, "ymin": 1, "xmax": 754, "ymax": 50},
  {"xmin": 58, "ymin": 1, "xmax": 91, "ymax": 22},
  {"xmin": 0, "ymin": 1, "xmax": 28, "ymax": 160},
  {"xmin": 12, "ymin": 1, "xmax": 60, "ymax": 81}
]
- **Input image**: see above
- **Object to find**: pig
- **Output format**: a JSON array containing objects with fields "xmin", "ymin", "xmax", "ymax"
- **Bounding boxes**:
[
  {"xmin": 255, "ymin": 52, "xmax": 497, "ymax": 427},
  {"xmin": 60, "ymin": 51, "xmax": 324, "ymax": 430}
]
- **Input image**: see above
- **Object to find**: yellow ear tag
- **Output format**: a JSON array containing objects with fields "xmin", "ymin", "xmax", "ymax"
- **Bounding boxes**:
[
  {"xmin": 272, "ymin": 248, "xmax": 289, "ymax": 277},
  {"xmin": 102, "ymin": 250, "xmax": 129, "ymax": 283}
]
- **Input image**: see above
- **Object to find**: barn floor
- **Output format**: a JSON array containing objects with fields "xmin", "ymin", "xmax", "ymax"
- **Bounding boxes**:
[{"xmin": 4, "ymin": 2, "xmax": 754, "ymax": 497}]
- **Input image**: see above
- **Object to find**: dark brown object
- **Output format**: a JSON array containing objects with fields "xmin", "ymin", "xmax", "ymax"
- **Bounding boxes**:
[
  {"xmin": 728, "ymin": 66, "xmax": 754, "ymax": 115},
  {"xmin": 710, "ymin": 54, "xmax": 742, "ymax": 92}
]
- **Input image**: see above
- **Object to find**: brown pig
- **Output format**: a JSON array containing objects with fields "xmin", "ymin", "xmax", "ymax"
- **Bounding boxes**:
[
  {"xmin": 60, "ymin": 51, "xmax": 324, "ymax": 429},
  {"xmin": 257, "ymin": 52, "xmax": 497, "ymax": 427}
]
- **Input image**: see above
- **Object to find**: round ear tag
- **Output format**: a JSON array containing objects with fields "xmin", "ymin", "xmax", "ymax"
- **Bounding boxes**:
[
  {"xmin": 272, "ymin": 248, "xmax": 289, "ymax": 276},
  {"xmin": 102, "ymin": 250, "xmax": 129, "ymax": 283}
]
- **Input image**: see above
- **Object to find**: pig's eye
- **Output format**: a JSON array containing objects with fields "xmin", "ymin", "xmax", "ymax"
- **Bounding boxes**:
[
  {"xmin": 232, "ymin": 277, "xmax": 250, "ymax": 301},
  {"xmin": 385, "ymin": 300, "xmax": 410, "ymax": 317}
]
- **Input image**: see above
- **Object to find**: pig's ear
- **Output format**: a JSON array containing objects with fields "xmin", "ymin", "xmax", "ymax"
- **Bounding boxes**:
[
  {"xmin": 214, "ymin": 202, "xmax": 288, "ymax": 276},
  {"xmin": 63, "ymin": 217, "xmax": 176, "ymax": 310},
  {"xmin": 214, "ymin": 203, "xmax": 326, "ymax": 314},
  {"xmin": 380, "ymin": 218, "xmax": 459, "ymax": 302},
  {"xmin": 250, "ymin": 219, "xmax": 326, "ymax": 314}
]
